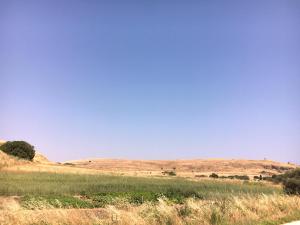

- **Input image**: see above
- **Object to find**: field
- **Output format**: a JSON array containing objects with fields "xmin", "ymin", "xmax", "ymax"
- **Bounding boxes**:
[
  {"xmin": 0, "ymin": 150, "xmax": 299, "ymax": 225},
  {"xmin": 0, "ymin": 172, "xmax": 280, "ymax": 201},
  {"xmin": 0, "ymin": 171, "xmax": 300, "ymax": 225}
]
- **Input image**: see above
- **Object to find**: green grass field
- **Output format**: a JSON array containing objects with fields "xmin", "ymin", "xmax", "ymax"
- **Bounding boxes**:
[
  {"xmin": 1, "ymin": 171, "xmax": 299, "ymax": 225},
  {"xmin": 0, "ymin": 171, "xmax": 281, "ymax": 208}
]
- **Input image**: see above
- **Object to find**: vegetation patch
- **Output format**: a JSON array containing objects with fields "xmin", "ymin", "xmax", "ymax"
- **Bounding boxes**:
[
  {"xmin": 267, "ymin": 168, "xmax": 300, "ymax": 195},
  {"xmin": 0, "ymin": 141, "xmax": 35, "ymax": 160},
  {"xmin": 21, "ymin": 195, "xmax": 94, "ymax": 209},
  {"xmin": 0, "ymin": 172, "xmax": 280, "ymax": 197},
  {"xmin": 1, "ymin": 171, "xmax": 299, "ymax": 225},
  {"xmin": 6, "ymin": 194, "xmax": 300, "ymax": 225},
  {"xmin": 209, "ymin": 173, "xmax": 219, "ymax": 178},
  {"xmin": 195, "ymin": 174, "xmax": 207, "ymax": 178},
  {"xmin": 162, "ymin": 170, "xmax": 176, "ymax": 176},
  {"xmin": 0, "ymin": 171, "xmax": 282, "ymax": 210},
  {"xmin": 209, "ymin": 173, "xmax": 250, "ymax": 180}
]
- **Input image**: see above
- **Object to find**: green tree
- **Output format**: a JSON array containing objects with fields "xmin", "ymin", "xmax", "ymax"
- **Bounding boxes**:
[{"xmin": 0, "ymin": 141, "xmax": 35, "ymax": 160}]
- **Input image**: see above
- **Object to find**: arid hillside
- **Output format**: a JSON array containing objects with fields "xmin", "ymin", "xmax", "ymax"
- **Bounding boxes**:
[
  {"xmin": 0, "ymin": 139, "xmax": 297, "ymax": 177},
  {"xmin": 0, "ymin": 151, "xmax": 31, "ymax": 169},
  {"xmin": 66, "ymin": 158, "xmax": 297, "ymax": 177}
]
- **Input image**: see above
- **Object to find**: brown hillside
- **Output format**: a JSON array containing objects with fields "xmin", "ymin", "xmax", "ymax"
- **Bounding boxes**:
[
  {"xmin": 0, "ymin": 139, "xmax": 297, "ymax": 177},
  {"xmin": 0, "ymin": 150, "xmax": 51, "ymax": 168},
  {"xmin": 0, "ymin": 150, "xmax": 102, "ymax": 175},
  {"xmin": 0, "ymin": 151, "xmax": 31, "ymax": 169},
  {"xmin": 66, "ymin": 158, "xmax": 298, "ymax": 177},
  {"xmin": 33, "ymin": 152, "xmax": 52, "ymax": 164}
]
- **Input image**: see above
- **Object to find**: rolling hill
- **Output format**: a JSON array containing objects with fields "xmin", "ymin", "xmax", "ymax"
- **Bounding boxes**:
[
  {"xmin": 0, "ymin": 139, "xmax": 297, "ymax": 177},
  {"xmin": 65, "ymin": 157, "xmax": 297, "ymax": 178}
]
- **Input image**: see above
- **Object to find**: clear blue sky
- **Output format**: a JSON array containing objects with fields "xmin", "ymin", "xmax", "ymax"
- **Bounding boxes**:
[{"xmin": 1, "ymin": 1, "xmax": 299, "ymax": 163}]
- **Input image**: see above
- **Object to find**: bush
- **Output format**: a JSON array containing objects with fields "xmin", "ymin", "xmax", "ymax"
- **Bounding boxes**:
[
  {"xmin": 227, "ymin": 175, "xmax": 250, "ymax": 180},
  {"xmin": 265, "ymin": 169, "xmax": 300, "ymax": 195},
  {"xmin": 0, "ymin": 141, "xmax": 35, "ymax": 160},
  {"xmin": 254, "ymin": 175, "xmax": 263, "ymax": 180},
  {"xmin": 162, "ymin": 171, "xmax": 176, "ymax": 176},
  {"xmin": 281, "ymin": 169, "xmax": 300, "ymax": 195},
  {"xmin": 284, "ymin": 178, "xmax": 300, "ymax": 195},
  {"xmin": 262, "ymin": 176, "xmax": 274, "ymax": 182},
  {"xmin": 235, "ymin": 175, "xmax": 250, "ymax": 180},
  {"xmin": 168, "ymin": 171, "xmax": 176, "ymax": 176},
  {"xmin": 63, "ymin": 163, "xmax": 75, "ymax": 166},
  {"xmin": 209, "ymin": 173, "xmax": 219, "ymax": 178},
  {"xmin": 164, "ymin": 188, "xmax": 203, "ymax": 203}
]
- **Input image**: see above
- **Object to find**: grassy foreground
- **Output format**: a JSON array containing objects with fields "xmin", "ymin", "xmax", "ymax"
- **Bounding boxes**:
[
  {"xmin": 0, "ymin": 171, "xmax": 279, "ymax": 206},
  {"xmin": 0, "ymin": 171, "xmax": 299, "ymax": 225}
]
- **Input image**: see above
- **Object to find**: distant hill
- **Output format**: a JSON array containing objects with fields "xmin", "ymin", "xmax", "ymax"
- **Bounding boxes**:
[
  {"xmin": 65, "ymin": 158, "xmax": 298, "ymax": 177},
  {"xmin": 0, "ymin": 139, "xmax": 297, "ymax": 177}
]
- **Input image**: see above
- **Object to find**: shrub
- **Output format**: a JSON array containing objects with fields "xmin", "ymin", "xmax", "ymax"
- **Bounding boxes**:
[
  {"xmin": 227, "ymin": 175, "xmax": 250, "ymax": 180},
  {"xmin": 235, "ymin": 175, "xmax": 250, "ymax": 180},
  {"xmin": 0, "ymin": 141, "xmax": 35, "ymax": 160},
  {"xmin": 168, "ymin": 171, "xmax": 176, "ymax": 176},
  {"xmin": 162, "ymin": 171, "xmax": 176, "ymax": 176},
  {"xmin": 281, "ymin": 169, "xmax": 300, "ymax": 195},
  {"xmin": 63, "ymin": 163, "xmax": 75, "ymax": 166},
  {"xmin": 265, "ymin": 169, "xmax": 300, "ymax": 195},
  {"xmin": 209, "ymin": 173, "xmax": 219, "ymax": 178},
  {"xmin": 254, "ymin": 175, "xmax": 263, "ymax": 180},
  {"xmin": 253, "ymin": 176, "xmax": 260, "ymax": 180},
  {"xmin": 284, "ymin": 178, "xmax": 300, "ymax": 195},
  {"xmin": 262, "ymin": 176, "xmax": 274, "ymax": 182},
  {"xmin": 164, "ymin": 188, "xmax": 203, "ymax": 203}
]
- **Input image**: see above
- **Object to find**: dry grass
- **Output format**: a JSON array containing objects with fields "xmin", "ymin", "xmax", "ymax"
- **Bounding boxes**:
[
  {"xmin": 0, "ymin": 194, "xmax": 299, "ymax": 225},
  {"xmin": 0, "ymin": 151, "xmax": 102, "ymax": 175},
  {"xmin": 1, "ymin": 145, "xmax": 298, "ymax": 178},
  {"xmin": 0, "ymin": 151, "xmax": 31, "ymax": 169},
  {"xmin": 1, "ymin": 163, "xmax": 103, "ymax": 175},
  {"xmin": 66, "ymin": 158, "xmax": 297, "ymax": 178},
  {"xmin": 32, "ymin": 152, "xmax": 52, "ymax": 164}
]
